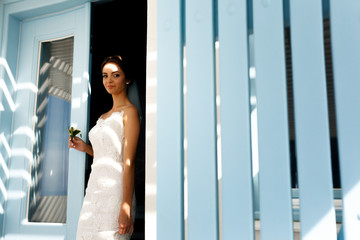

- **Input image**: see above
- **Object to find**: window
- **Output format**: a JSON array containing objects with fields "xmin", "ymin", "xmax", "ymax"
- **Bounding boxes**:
[{"xmin": 28, "ymin": 37, "xmax": 74, "ymax": 223}]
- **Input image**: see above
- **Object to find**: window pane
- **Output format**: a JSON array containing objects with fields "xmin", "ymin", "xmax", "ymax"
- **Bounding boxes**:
[{"xmin": 28, "ymin": 37, "xmax": 74, "ymax": 223}]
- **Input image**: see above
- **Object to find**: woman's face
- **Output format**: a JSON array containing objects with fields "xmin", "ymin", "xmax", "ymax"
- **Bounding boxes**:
[{"xmin": 102, "ymin": 62, "xmax": 127, "ymax": 95}]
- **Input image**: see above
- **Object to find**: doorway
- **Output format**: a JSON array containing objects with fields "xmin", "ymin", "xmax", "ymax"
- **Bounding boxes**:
[{"xmin": 89, "ymin": 1, "xmax": 147, "ymax": 239}]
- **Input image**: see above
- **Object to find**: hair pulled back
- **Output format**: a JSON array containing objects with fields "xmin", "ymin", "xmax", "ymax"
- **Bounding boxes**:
[{"xmin": 101, "ymin": 55, "xmax": 131, "ymax": 80}]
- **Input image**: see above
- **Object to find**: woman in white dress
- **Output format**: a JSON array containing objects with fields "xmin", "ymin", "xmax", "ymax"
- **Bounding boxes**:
[{"xmin": 69, "ymin": 55, "xmax": 140, "ymax": 240}]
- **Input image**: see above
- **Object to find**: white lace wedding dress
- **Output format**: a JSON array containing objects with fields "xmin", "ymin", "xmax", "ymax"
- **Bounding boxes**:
[{"xmin": 76, "ymin": 111, "xmax": 136, "ymax": 240}]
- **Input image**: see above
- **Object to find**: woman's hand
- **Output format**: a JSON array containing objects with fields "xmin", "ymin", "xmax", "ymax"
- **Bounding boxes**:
[
  {"xmin": 118, "ymin": 202, "xmax": 133, "ymax": 235},
  {"xmin": 68, "ymin": 136, "xmax": 88, "ymax": 153}
]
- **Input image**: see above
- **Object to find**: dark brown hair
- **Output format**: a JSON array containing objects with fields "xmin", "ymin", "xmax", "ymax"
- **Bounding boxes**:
[{"xmin": 101, "ymin": 55, "xmax": 131, "ymax": 80}]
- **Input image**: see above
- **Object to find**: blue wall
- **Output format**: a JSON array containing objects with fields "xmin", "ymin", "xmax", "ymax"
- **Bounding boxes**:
[{"xmin": 0, "ymin": 13, "xmax": 21, "ymax": 238}]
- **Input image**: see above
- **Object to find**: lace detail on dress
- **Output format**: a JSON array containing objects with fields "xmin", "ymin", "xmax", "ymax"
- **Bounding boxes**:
[
  {"xmin": 76, "ymin": 111, "xmax": 136, "ymax": 240},
  {"xmin": 90, "ymin": 111, "xmax": 125, "ymax": 164}
]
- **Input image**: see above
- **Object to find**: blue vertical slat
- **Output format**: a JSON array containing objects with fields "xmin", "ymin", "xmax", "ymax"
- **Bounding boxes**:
[
  {"xmin": 289, "ymin": 1, "xmax": 337, "ymax": 239},
  {"xmin": 185, "ymin": 0, "xmax": 218, "ymax": 239},
  {"xmin": 157, "ymin": 0, "xmax": 184, "ymax": 239},
  {"xmin": 218, "ymin": 0, "xmax": 254, "ymax": 239},
  {"xmin": 252, "ymin": 1, "xmax": 294, "ymax": 239},
  {"xmin": 330, "ymin": 1, "xmax": 360, "ymax": 239}
]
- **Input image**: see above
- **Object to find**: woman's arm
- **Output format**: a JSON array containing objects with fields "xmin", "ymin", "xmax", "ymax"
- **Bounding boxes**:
[
  {"xmin": 68, "ymin": 136, "xmax": 94, "ymax": 156},
  {"xmin": 118, "ymin": 106, "xmax": 140, "ymax": 235}
]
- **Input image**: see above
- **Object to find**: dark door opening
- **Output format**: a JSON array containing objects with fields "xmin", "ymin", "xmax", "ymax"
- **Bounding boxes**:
[{"xmin": 89, "ymin": 1, "xmax": 147, "ymax": 239}]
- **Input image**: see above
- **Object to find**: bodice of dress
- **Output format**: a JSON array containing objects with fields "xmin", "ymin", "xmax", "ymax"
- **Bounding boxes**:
[{"xmin": 89, "ymin": 111, "xmax": 125, "ymax": 164}]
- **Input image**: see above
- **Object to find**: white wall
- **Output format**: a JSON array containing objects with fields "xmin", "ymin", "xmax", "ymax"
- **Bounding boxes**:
[{"xmin": 145, "ymin": 0, "xmax": 157, "ymax": 239}]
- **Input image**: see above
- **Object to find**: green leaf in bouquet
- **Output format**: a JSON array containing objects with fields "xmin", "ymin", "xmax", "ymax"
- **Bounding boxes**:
[{"xmin": 68, "ymin": 126, "xmax": 82, "ymax": 142}]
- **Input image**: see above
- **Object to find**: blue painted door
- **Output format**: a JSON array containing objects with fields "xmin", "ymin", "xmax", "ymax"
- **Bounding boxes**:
[{"xmin": 4, "ymin": 4, "xmax": 90, "ymax": 240}]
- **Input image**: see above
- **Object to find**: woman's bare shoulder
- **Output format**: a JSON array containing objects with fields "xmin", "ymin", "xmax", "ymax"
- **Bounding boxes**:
[
  {"xmin": 122, "ymin": 105, "xmax": 139, "ymax": 126},
  {"xmin": 123, "ymin": 105, "xmax": 138, "ymax": 118}
]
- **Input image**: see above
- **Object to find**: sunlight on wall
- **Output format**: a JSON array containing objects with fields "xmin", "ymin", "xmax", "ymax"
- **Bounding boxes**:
[
  {"xmin": 303, "ymin": 209, "xmax": 337, "ymax": 240},
  {"xmin": 0, "ymin": 58, "xmax": 17, "ymax": 91},
  {"xmin": 13, "ymin": 126, "xmax": 36, "ymax": 144},
  {"xmin": 16, "ymin": 82, "xmax": 37, "ymax": 93},
  {"xmin": 0, "ymin": 154, "xmax": 9, "ymax": 180},
  {"xmin": 0, "ymin": 79, "xmax": 16, "ymax": 112},
  {"xmin": 0, "ymin": 203, "xmax": 4, "ymax": 215},
  {"xmin": 8, "ymin": 170, "xmax": 31, "ymax": 185},
  {"xmin": 215, "ymin": 40, "xmax": 223, "ymax": 240},
  {"xmin": 343, "ymin": 181, "xmax": 360, "ymax": 235},
  {"xmin": 145, "ymin": 2, "xmax": 158, "ymax": 239},
  {"xmin": 0, "ymin": 166, "xmax": 8, "ymax": 200},
  {"xmin": 11, "ymin": 148, "xmax": 33, "ymax": 166},
  {"xmin": 0, "ymin": 57, "xmax": 17, "ymax": 114},
  {"xmin": 6, "ymin": 190, "xmax": 26, "ymax": 201},
  {"xmin": 0, "ymin": 133, "xmax": 11, "ymax": 158},
  {"xmin": 83, "ymin": 71, "xmax": 90, "ymax": 97},
  {"xmin": 183, "ymin": 45, "xmax": 188, "ymax": 239}
]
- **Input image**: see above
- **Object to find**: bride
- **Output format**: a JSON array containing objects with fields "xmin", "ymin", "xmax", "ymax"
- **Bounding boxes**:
[{"xmin": 69, "ymin": 55, "xmax": 139, "ymax": 240}]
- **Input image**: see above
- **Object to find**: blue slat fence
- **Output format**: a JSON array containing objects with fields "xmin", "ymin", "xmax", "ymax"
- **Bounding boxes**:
[{"xmin": 156, "ymin": 0, "xmax": 360, "ymax": 239}]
